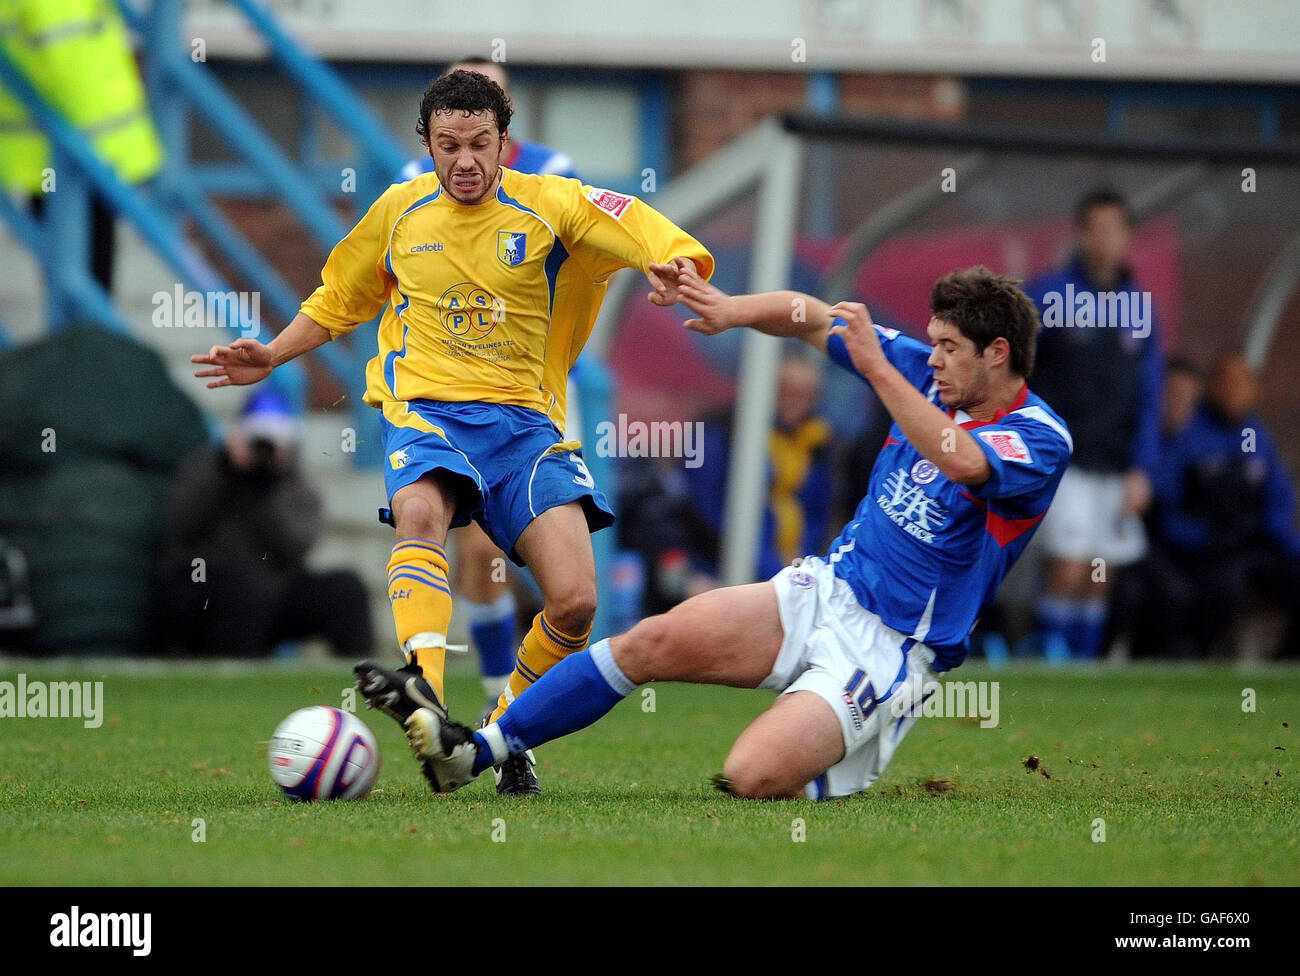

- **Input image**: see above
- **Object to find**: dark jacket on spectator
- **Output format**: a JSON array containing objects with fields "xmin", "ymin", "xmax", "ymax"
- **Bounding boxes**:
[{"xmin": 1022, "ymin": 256, "xmax": 1163, "ymax": 476}]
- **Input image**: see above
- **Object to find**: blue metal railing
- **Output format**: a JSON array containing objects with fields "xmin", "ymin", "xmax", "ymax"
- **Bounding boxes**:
[
  {"xmin": 225, "ymin": 0, "xmax": 408, "ymax": 204},
  {"xmin": 0, "ymin": 38, "xmax": 310, "ymax": 407},
  {"xmin": 117, "ymin": 0, "xmax": 420, "ymax": 456},
  {"xmin": 0, "ymin": 0, "xmax": 412, "ymax": 440}
]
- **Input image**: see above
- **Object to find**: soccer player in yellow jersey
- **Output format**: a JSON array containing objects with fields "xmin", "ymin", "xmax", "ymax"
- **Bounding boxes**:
[
  {"xmin": 193, "ymin": 70, "xmax": 714, "ymax": 794},
  {"xmin": 401, "ymin": 57, "xmax": 584, "ymax": 725}
]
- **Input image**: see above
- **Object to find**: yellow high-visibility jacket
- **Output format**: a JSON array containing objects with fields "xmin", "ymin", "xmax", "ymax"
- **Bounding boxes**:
[{"xmin": 0, "ymin": 0, "xmax": 163, "ymax": 193}]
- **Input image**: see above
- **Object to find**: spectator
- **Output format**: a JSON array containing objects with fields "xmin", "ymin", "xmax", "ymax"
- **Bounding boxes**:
[
  {"xmin": 1146, "ymin": 352, "xmax": 1300, "ymax": 658},
  {"xmin": 1111, "ymin": 355, "xmax": 1205, "ymax": 658},
  {"xmin": 688, "ymin": 355, "xmax": 834, "ymax": 582},
  {"xmin": 766, "ymin": 356, "xmax": 833, "ymax": 576},
  {"xmin": 616, "ymin": 456, "xmax": 719, "ymax": 615},
  {"xmin": 1021, "ymin": 188, "xmax": 1163, "ymax": 660},
  {"xmin": 1161, "ymin": 356, "xmax": 1205, "ymax": 441},
  {"xmin": 154, "ymin": 391, "xmax": 372, "ymax": 657}
]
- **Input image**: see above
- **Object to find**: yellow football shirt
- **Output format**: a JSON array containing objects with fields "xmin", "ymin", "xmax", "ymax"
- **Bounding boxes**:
[{"xmin": 300, "ymin": 169, "xmax": 715, "ymax": 426}]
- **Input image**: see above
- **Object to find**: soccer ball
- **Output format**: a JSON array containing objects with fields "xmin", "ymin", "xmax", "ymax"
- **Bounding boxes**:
[{"xmin": 268, "ymin": 706, "xmax": 379, "ymax": 801}]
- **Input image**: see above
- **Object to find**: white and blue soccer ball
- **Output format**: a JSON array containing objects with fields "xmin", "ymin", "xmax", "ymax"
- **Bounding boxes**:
[{"xmin": 268, "ymin": 706, "xmax": 379, "ymax": 802}]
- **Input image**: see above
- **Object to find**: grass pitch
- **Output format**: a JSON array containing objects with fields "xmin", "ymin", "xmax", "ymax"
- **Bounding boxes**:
[{"xmin": 0, "ymin": 661, "xmax": 1295, "ymax": 885}]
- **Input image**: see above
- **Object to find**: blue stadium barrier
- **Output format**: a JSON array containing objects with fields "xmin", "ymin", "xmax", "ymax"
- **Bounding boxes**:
[{"xmin": 0, "ymin": 41, "xmax": 310, "ymax": 409}]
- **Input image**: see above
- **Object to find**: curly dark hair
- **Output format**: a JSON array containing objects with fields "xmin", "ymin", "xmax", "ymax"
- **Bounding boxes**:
[
  {"xmin": 929, "ymin": 266, "xmax": 1041, "ymax": 378},
  {"xmin": 416, "ymin": 69, "xmax": 513, "ymax": 141}
]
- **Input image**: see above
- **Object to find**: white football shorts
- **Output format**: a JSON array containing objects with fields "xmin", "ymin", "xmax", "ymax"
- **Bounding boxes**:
[
  {"xmin": 762, "ymin": 555, "xmax": 939, "ymax": 799},
  {"xmin": 1037, "ymin": 467, "xmax": 1147, "ymax": 565}
]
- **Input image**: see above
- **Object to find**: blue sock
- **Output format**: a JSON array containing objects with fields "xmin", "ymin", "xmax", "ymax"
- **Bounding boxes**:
[
  {"xmin": 1036, "ymin": 595, "xmax": 1077, "ymax": 662},
  {"xmin": 472, "ymin": 638, "xmax": 635, "ymax": 775},
  {"xmin": 1072, "ymin": 598, "xmax": 1108, "ymax": 659},
  {"xmin": 464, "ymin": 593, "xmax": 516, "ymax": 700}
]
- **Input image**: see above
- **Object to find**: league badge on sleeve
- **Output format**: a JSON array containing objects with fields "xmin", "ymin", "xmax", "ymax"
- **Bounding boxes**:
[
  {"xmin": 977, "ymin": 429, "xmax": 1033, "ymax": 464},
  {"xmin": 586, "ymin": 187, "xmax": 633, "ymax": 219},
  {"xmin": 497, "ymin": 231, "xmax": 527, "ymax": 267}
]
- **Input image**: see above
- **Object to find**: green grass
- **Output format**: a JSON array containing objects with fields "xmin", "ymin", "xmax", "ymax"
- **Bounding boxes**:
[{"xmin": 0, "ymin": 661, "xmax": 1296, "ymax": 884}]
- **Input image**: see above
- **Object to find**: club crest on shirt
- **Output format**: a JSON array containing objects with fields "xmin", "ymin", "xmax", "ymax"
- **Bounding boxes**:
[
  {"xmin": 497, "ymin": 231, "xmax": 527, "ymax": 267},
  {"xmin": 977, "ymin": 429, "xmax": 1033, "ymax": 464},
  {"xmin": 910, "ymin": 459, "xmax": 940, "ymax": 485}
]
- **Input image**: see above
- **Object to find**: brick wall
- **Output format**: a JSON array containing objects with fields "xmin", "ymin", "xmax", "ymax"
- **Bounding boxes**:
[{"xmin": 673, "ymin": 70, "xmax": 965, "ymax": 168}]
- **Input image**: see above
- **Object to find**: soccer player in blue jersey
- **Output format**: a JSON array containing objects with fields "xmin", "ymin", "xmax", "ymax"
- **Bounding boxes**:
[{"xmin": 405, "ymin": 264, "xmax": 1073, "ymax": 799}]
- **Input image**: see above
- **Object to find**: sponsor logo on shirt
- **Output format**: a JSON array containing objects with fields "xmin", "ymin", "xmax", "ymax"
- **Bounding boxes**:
[
  {"xmin": 877, "ymin": 468, "xmax": 948, "ymax": 544},
  {"xmin": 439, "ymin": 282, "xmax": 502, "ymax": 341},
  {"xmin": 977, "ymin": 429, "xmax": 1033, "ymax": 464},
  {"xmin": 410, "ymin": 242, "xmax": 444, "ymax": 253},
  {"xmin": 497, "ymin": 231, "xmax": 527, "ymax": 267},
  {"xmin": 586, "ymin": 187, "xmax": 633, "ymax": 219}
]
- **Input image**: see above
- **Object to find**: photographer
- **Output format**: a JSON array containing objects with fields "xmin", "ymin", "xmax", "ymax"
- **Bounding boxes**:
[{"xmin": 153, "ymin": 391, "xmax": 372, "ymax": 657}]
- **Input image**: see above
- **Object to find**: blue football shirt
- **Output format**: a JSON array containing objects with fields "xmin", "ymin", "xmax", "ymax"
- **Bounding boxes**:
[{"xmin": 825, "ymin": 322, "xmax": 1073, "ymax": 670}]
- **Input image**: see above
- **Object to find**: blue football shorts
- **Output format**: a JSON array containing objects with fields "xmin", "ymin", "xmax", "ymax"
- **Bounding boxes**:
[{"xmin": 377, "ymin": 399, "xmax": 614, "ymax": 564}]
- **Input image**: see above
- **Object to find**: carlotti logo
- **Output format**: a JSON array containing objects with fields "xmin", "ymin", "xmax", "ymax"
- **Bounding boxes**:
[{"xmin": 439, "ymin": 282, "xmax": 502, "ymax": 341}]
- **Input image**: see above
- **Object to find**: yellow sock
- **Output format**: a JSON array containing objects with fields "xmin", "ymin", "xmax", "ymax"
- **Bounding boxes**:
[
  {"xmin": 489, "ymin": 611, "xmax": 590, "ymax": 723},
  {"xmin": 387, "ymin": 537, "xmax": 453, "ymax": 702}
]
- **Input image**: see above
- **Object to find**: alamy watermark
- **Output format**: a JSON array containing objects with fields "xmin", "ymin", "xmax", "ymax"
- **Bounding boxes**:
[
  {"xmin": 889, "ymin": 675, "xmax": 1000, "ymax": 728},
  {"xmin": 593, "ymin": 414, "xmax": 704, "ymax": 469},
  {"xmin": 1040, "ymin": 285, "xmax": 1152, "ymax": 339},
  {"xmin": 50, "ymin": 907, "xmax": 150, "ymax": 956},
  {"xmin": 0, "ymin": 674, "xmax": 103, "ymax": 728},
  {"xmin": 152, "ymin": 285, "xmax": 261, "ymax": 339}
]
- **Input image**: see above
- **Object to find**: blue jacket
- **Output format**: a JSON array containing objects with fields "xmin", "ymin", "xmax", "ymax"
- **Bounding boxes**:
[
  {"xmin": 1022, "ymin": 257, "xmax": 1163, "ymax": 475},
  {"xmin": 1153, "ymin": 402, "xmax": 1300, "ymax": 558}
]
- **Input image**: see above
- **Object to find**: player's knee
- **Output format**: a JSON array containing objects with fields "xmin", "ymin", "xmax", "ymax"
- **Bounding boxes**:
[
  {"xmin": 615, "ymin": 614, "xmax": 682, "ymax": 683},
  {"xmin": 720, "ymin": 752, "xmax": 795, "ymax": 800},
  {"xmin": 544, "ymin": 579, "xmax": 597, "ymax": 637},
  {"xmin": 392, "ymin": 493, "xmax": 447, "ymax": 540}
]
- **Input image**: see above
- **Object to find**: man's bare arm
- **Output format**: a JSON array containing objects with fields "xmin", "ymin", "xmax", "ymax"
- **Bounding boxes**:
[
  {"xmin": 266, "ymin": 313, "xmax": 333, "ymax": 366},
  {"xmin": 674, "ymin": 261, "xmax": 833, "ymax": 350},
  {"xmin": 192, "ymin": 312, "xmax": 334, "ymax": 388},
  {"xmin": 831, "ymin": 302, "xmax": 991, "ymax": 486}
]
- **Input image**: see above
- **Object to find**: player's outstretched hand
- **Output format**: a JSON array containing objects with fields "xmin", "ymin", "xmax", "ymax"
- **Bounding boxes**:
[
  {"xmin": 191, "ymin": 338, "xmax": 275, "ymax": 388},
  {"xmin": 828, "ymin": 301, "xmax": 886, "ymax": 373},
  {"xmin": 678, "ymin": 263, "xmax": 735, "ymax": 336},
  {"xmin": 646, "ymin": 257, "xmax": 701, "ymax": 307}
]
